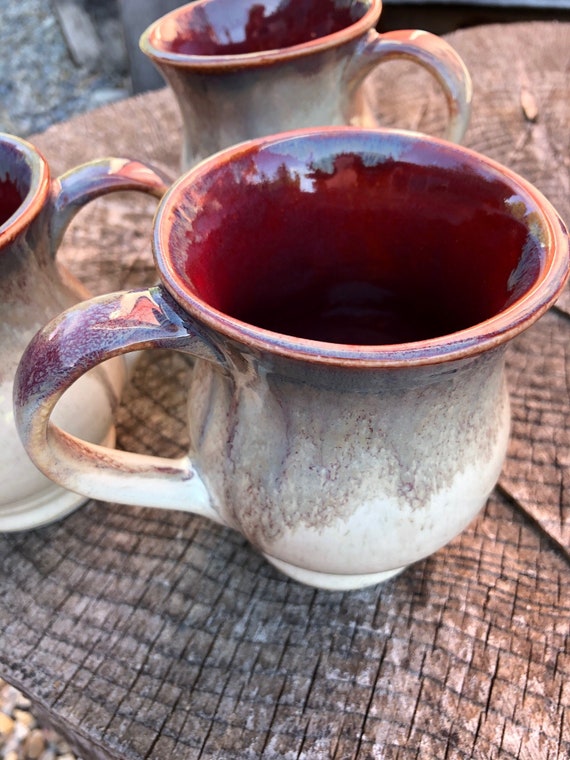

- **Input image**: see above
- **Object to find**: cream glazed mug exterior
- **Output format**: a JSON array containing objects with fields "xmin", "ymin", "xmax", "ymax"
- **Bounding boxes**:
[
  {"xmin": 140, "ymin": 0, "xmax": 472, "ymax": 170},
  {"xmin": 14, "ymin": 128, "xmax": 569, "ymax": 589},
  {"xmin": 0, "ymin": 132, "xmax": 169, "ymax": 532}
]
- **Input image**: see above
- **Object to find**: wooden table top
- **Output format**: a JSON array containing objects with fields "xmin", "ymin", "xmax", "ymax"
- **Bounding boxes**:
[{"xmin": 1, "ymin": 21, "xmax": 569, "ymax": 760}]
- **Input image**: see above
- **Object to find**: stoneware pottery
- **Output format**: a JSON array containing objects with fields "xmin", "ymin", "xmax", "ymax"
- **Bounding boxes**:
[
  {"xmin": 0, "ymin": 132, "xmax": 169, "ymax": 531},
  {"xmin": 140, "ymin": 0, "xmax": 472, "ymax": 170},
  {"xmin": 14, "ymin": 128, "xmax": 569, "ymax": 588}
]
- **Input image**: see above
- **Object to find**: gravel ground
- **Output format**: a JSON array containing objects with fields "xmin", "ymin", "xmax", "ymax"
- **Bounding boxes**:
[
  {"xmin": 0, "ymin": 0, "xmax": 130, "ymax": 137},
  {"xmin": 1, "ymin": 679, "xmax": 80, "ymax": 760},
  {"xmin": 1, "ymin": 3, "xmax": 130, "ymax": 756}
]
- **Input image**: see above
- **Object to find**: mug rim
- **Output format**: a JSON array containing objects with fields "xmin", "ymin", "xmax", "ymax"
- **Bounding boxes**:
[
  {"xmin": 140, "ymin": 0, "xmax": 382, "ymax": 69},
  {"xmin": 154, "ymin": 127, "xmax": 570, "ymax": 368},
  {"xmin": 0, "ymin": 133, "xmax": 50, "ymax": 247}
]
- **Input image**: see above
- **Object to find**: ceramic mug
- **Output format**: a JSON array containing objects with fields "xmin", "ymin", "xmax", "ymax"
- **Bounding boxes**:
[
  {"xmin": 140, "ymin": 0, "xmax": 472, "ymax": 170},
  {"xmin": 0, "ymin": 132, "xmax": 169, "ymax": 531},
  {"xmin": 14, "ymin": 128, "xmax": 569, "ymax": 588}
]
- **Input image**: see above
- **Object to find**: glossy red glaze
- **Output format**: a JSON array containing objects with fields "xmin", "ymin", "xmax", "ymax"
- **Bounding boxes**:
[
  {"xmin": 155, "ymin": 129, "xmax": 568, "ymax": 366},
  {"xmin": 0, "ymin": 177, "xmax": 22, "ymax": 226},
  {"xmin": 151, "ymin": 0, "xmax": 367, "ymax": 56},
  {"xmin": 167, "ymin": 142, "xmax": 538, "ymax": 346}
]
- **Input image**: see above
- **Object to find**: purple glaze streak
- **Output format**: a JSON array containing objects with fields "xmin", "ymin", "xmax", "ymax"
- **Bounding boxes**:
[
  {"xmin": 49, "ymin": 158, "xmax": 172, "ymax": 254},
  {"xmin": 13, "ymin": 286, "xmax": 220, "ymax": 519},
  {"xmin": 14, "ymin": 286, "xmax": 217, "ymax": 436}
]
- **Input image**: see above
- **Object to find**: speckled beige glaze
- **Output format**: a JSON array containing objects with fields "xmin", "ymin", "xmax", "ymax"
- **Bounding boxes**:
[
  {"xmin": 140, "ymin": 0, "xmax": 472, "ymax": 170},
  {"xmin": 13, "ymin": 129, "xmax": 569, "ymax": 588},
  {"xmin": 187, "ymin": 349, "xmax": 510, "ymax": 578}
]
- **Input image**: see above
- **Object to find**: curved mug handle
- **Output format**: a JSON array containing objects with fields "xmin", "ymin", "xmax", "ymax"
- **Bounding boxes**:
[
  {"xmin": 345, "ymin": 29, "xmax": 472, "ymax": 143},
  {"xmin": 48, "ymin": 157, "xmax": 171, "ymax": 256},
  {"xmin": 14, "ymin": 286, "xmax": 223, "ymax": 523},
  {"xmin": 48, "ymin": 157, "xmax": 173, "ymax": 385}
]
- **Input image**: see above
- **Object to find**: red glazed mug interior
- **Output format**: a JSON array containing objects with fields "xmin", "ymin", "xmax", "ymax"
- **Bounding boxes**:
[
  {"xmin": 155, "ymin": 127, "xmax": 568, "ymax": 363},
  {"xmin": 0, "ymin": 165, "xmax": 27, "ymax": 226},
  {"xmin": 144, "ymin": 0, "xmax": 378, "ymax": 59},
  {"xmin": 0, "ymin": 137, "xmax": 46, "ymax": 235}
]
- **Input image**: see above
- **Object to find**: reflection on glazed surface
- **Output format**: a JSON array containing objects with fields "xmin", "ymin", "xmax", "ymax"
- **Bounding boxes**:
[
  {"xmin": 153, "ymin": 0, "xmax": 366, "ymax": 56},
  {"xmin": 165, "ymin": 134, "xmax": 545, "ymax": 351}
]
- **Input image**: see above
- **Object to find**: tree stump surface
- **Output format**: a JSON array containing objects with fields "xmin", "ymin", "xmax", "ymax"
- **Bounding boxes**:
[{"xmin": 1, "ymin": 21, "xmax": 569, "ymax": 760}]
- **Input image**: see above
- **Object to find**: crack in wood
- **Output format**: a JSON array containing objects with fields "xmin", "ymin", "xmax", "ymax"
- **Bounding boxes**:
[{"xmin": 496, "ymin": 483, "xmax": 570, "ymax": 564}]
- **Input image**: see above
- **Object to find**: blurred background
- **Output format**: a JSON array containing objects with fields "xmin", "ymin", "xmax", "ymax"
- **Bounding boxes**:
[{"xmin": 1, "ymin": 0, "xmax": 569, "ymax": 137}]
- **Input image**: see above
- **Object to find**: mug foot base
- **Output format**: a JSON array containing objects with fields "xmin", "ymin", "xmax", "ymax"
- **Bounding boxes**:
[
  {"xmin": 0, "ymin": 487, "xmax": 90, "ymax": 532},
  {"xmin": 0, "ymin": 426, "xmax": 115, "ymax": 532},
  {"xmin": 264, "ymin": 554, "xmax": 407, "ymax": 590}
]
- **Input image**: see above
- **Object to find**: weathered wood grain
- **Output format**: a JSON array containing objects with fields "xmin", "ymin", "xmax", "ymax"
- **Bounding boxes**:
[
  {"xmin": 1, "ymin": 398, "xmax": 569, "ymax": 758},
  {"xmin": 0, "ymin": 21, "xmax": 569, "ymax": 760},
  {"xmin": 503, "ymin": 309, "xmax": 570, "ymax": 555}
]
